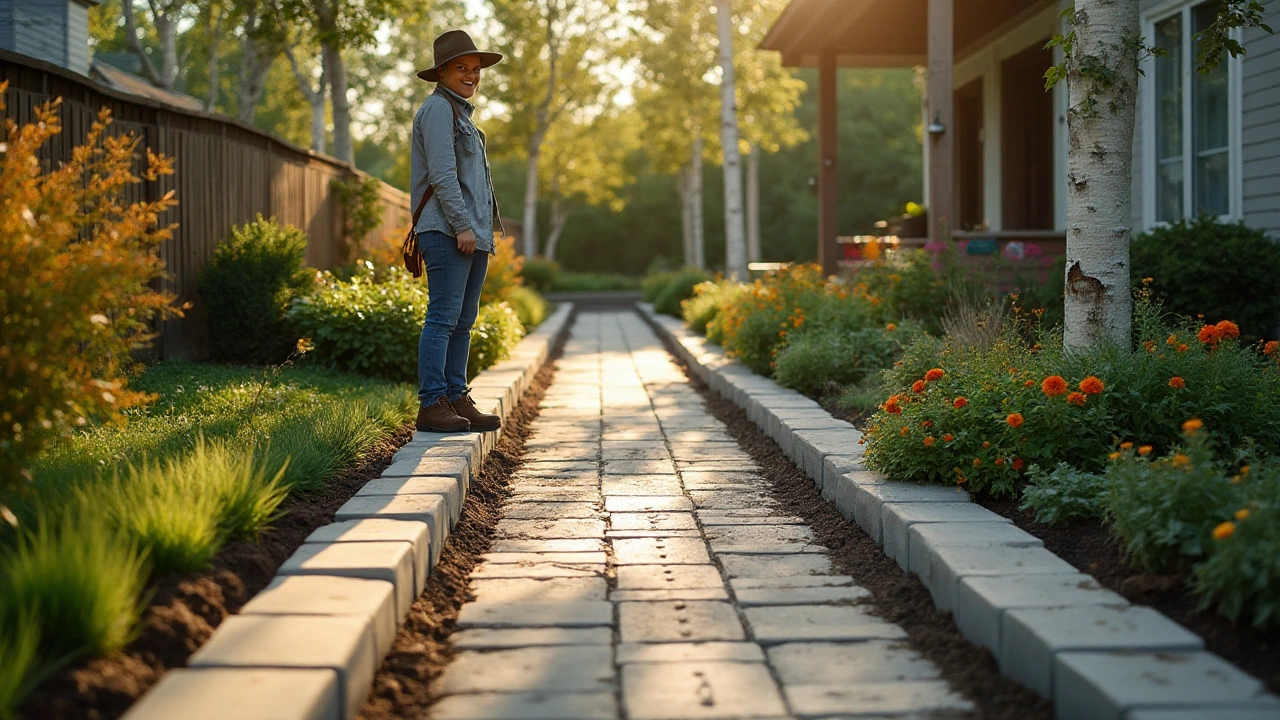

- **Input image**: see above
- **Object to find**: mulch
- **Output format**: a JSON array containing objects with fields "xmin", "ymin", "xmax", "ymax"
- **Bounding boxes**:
[
  {"xmin": 670, "ymin": 363, "xmax": 1053, "ymax": 719},
  {"xmin": 980, "ymin": 496, "xmax": 1280, "ymax": 694},
  {"xmin": 20, "ymin": 424, "xmax": 417, "ymax": 720},
  {"xmin": 357, "ymin": 345, "xmax": 561, "ymax": 720}
]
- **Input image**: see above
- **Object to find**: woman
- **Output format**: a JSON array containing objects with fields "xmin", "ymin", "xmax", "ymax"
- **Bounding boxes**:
[{"xmin": 411, "ymin": 30, "xmax": 505, "ymax": 433}]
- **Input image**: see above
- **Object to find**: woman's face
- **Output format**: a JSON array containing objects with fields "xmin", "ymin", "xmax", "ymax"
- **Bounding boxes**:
[{"xmin": 440, "ymin": 55, "xmax": 483, "ymax": 99}]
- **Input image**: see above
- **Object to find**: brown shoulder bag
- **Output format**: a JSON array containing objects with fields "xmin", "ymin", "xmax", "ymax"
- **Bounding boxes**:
[{"xmin": 401, "ymin": 99, "xmax": 462, "ymax": 278}]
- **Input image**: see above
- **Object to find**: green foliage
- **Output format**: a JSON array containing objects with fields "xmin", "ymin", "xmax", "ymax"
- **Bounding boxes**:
[
  {"xmin": 652, "ymin": 269, "xmax": 714, "ymax": 317},
  {"xmin": 332, "ymin": 174, "xmax": 385, "ymax": 263},
  {"xmin": 851, "ymin": 249, "xmax": 985, "ymax": 335},
  {"xmin": 775, "ymin": 324, "xmax": 921, "ymax": 398},
  {"xmin": 506, "ymin": 286, "xmax": 549, "ymax": 329},
  {"xmin": 468, "ymin": 302, "xmax": 525, "ymax": 380},
  {"xmin": 0, "ymin": 507, "xmax": 147, "ymax": 660},
  {"xmin": 1193, "ymin": 459, "xmax": 1280, "ymax": 628},
  {"xmin": 289, "ymin": 264, "xmax": 427, "ymax": 381},
  {"xmin": 550, "ymin": 272, "xmax": 640, "ymax": 292},
  {"xmin": 642, "ymin": 270, "xmax": 682, "ymax": 303},
  {"xmin": 199, "ymin": 216, "xmax": 314, "ymax": 365},
  {"xmin": 520, "ymin": 257, "xmax": 561, "ymax": 293},
  {"xmin": 708, "ymin": 264, "xmax": 831, "ymax": 375},
  {"xmin": 1131, "ymin": 216, "xmax": 1280, "ymax": 341},
  {"xmin": 0, "ymin": 609, "xmax": 46, "ymax": 720},
  {"xmin": 681, "ymin": 279, "xmax": 744, "ymax": 334},
  {"xmin": 1019, "ymin": 463, "xmax": 1110, "ymax": 527}
]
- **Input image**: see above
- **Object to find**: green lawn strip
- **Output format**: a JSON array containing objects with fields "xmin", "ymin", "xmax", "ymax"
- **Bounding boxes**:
[{"xmin": 0, "ymin": 361, "xmax": 415, "ymax": 716}]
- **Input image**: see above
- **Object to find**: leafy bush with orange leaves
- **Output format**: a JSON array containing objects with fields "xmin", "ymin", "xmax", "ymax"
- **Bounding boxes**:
[
  {"xmin": 0, "ymin": 86, "xmax": 178, "ymax": 495},
  {"xmin": 479, "ymin": 234, "xmax": 526, "ymax": 307}
]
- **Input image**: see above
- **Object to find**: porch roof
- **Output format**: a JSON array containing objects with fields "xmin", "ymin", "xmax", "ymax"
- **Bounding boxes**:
[{"xmin": 759, "ymin": 0, "xmax": 1055, "ymax": 68}]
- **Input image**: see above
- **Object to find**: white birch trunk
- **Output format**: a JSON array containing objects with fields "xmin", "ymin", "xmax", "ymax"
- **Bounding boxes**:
[
  {"xmin": 715, "ymin": 0, "xmax": 748, "ymax": 280},
  {"xmin": 678, "ymin": 167, "xmax": 694, "ymax": 267},
  {"xmin": 544, "ymin": 193, "xmax": 570, "ymax": 262},
  {"xmin": 747, "ymin": 144, "xmax": 760, "ymax": 263},
  {"xmin": 522, "ymin": 143, "xmax": 542, "ymax": 257},
  {"xmin": 325, "ymin": 41, "xmax": 353, "ymax": 163},
  {"xmin": 1062, "ymin": 0, "xmax": 1139, "ymax": 349},
  {"xmin": 285, "ymin": 46, "xmax": 327, "ymax": 154},
  {"xmin": 690, "ymin": 136, "xmax": 706, "ymax": 271}
]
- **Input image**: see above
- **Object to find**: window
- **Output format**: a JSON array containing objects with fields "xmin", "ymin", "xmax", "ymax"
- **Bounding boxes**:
[{"xmin": 1149, "ymin": 1, "xmax": 1237, "ymax": 223}]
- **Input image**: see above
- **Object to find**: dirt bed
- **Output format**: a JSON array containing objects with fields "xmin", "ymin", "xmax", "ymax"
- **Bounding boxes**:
[
  {"xmin": 672, "ymin": 365, "xmax": 1054, "ymax": 720},
  {"xmin": 21, "ymin": 424, "xmax": 416, "ymax": 720},
  {"xmin": 357, "ymin": 346, "xmax": 561, "ymax": 720},
  {"xmin": 980, "ymin": 496, "xmax": 1280, "ymax": 694}
]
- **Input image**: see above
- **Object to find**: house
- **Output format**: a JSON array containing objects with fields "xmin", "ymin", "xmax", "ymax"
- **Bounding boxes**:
[
  {"xmin": 0, "ymin": 0, "xmax": 96, "ymax": 76},
  {"xmin": 761, "ymin": 0, "xmax": 1280, "ymax": 276}
]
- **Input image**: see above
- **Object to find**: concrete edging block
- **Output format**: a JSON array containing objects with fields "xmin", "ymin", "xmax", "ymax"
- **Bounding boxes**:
[
  {"xmin": 277, "ymin": 541, "xmax": 416, "ymax": 617},
  {"xmin": 241, "ymin": 575, "xmax": 398, "ymax": 660},
  {"xmin": 121, "ymin": 668, "xmax": 341, "ymax": 720}
]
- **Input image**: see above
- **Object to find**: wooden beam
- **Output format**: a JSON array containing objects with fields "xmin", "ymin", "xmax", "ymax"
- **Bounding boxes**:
[
  {"xmin": 818, "ymin": 51, "xmax": 840, "ymax": 277},
  {"xmin": 927, "ymin": 0, "xmax": 955, "ymax": 243}
]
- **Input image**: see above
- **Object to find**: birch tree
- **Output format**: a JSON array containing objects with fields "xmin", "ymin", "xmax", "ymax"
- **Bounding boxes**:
[
  {"xmin": 234, "ymin": 0, "xmax": 290, "ymax": 123},
  {"xmin": 714, "ymin": 0, "xmax": 748, "ymax": 279},
  {"xmin": 122, "ymin": 0, "xmax": 191, "ymax": 89},
  {"xmin": 1048, "ymin": 0, "xmax": 1271, "ymax": 349},
  {"xmin": 537, "ymin": 109, "xmax": 635, "ymax": 261}
]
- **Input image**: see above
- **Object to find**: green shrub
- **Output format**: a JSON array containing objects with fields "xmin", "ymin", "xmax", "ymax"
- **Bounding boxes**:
[
  {"xmin": 682, "ymin": 280, "xmax": 744, "ymax": 334},
  {"xmin": 852, "ymin": 248, "xmax": 983, "ymax": 334},
  {"xmin": 469, "ymin": 302, "xmax": 525, "ymax": 379},
  {"xmin": 642, "ymin": 270, "xmax": 682, "ymax": 303},
  {"xmin": 1132, "ymin": 216, "xmax": 1280, "ymax": 341},
  {"xmin": 507, "ymin": 286, "xmax": 549, "ymax": 329},
  {"xmin": 199, "ymin": 216, "xmax": 314, "ymax": 365},
  {"xmin": 288, "ymin": 264, "xmax": 427, "ymax": 380},
  {"xmin": 520, "ymin": 258, "xmax": 560, "ymax": 293},
  {"xmin": 709, "ymin": 264, "xmax": 832, "ymax": 375},
  {"xmin": 1193, "ymin": 459, "xmax": 1280, "ymax": 628},
  {"xmin": 653, "ymin": 269, "xmax": 713, "ymax": 317},
  {"xmin": 332, "ymin": 175, "xmax": 384, "ymax": 262},
  {"xmin": 480, "ymin": 235, "xmax": 525, "ymax": 306},
  {"xmin": 774, "ymin": 324, "xmax": 921, "ymax": 398},
  {"xmin": 0, "ymin": 507, "xmax": 147, "ymax": 659},
  {"xmin": 1019, "ymin": 463, "xmax": 1109, "ymax": 527},
  {"xmin": 551, "ymin": 272, "xmax": 640, "ymax": 292}
]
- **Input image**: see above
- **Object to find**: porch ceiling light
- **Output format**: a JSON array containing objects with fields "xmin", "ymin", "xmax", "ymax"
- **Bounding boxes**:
[{"xmin": 927, "ymin": 114, "xmax": 946, "ymax": 135}]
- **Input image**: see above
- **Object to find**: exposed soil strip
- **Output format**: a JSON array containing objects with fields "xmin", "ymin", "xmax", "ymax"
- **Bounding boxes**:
[
  {"xmin": 980, "ymin": 496, "xmax": 1280, "ymax": 694},
  {"xmin": 660, "ymin": 341, "xmax": 1054, "ymax": 720},
  {"xmin": 357, "ymin": 342, "xmax": 563, "ymax": 720},
  {"xmin": 22, "ymin": 424, "xmax": 416, "ymax": 720}
]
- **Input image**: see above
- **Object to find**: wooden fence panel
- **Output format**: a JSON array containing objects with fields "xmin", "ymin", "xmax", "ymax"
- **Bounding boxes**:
[{"xmin": 1, "ymin": 49, "xmax": 410, "ymax": 358}]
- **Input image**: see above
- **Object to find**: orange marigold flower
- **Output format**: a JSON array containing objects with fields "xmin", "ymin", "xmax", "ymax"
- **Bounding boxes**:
[
  {"xmin": 1212, "ymin": 521, "xmax": 1236, "ymax": 540},
  {"xmin": 1242, "ymin": 464, "xmax": 1251, "ymax": 477},
  {"xmin": 1120, "ymin": 441, "xmax": 1134, "ymax": 450},
  {"xmin": 1138, "ymin": 445, "xmax": 1153, "ymax": 456},
  {"xmin": 1012, "ymin": 457, "xmax": 1025, "ymax": 471},
  {"xmin": 884, "ymin": 398, "xmax": 902, "ymax": 415},
  {"xmin": 1169, "ymin": 376, "xmax": 1185, "ymax": 389},
  {"xmin": 972, "ymin": 458, "xmax": 982, "ymax": 467},
  {"xmin": 912, "ymin": 380, "xmax": 927, "ymax": 393},
  {"xmin": 901, "ymin": 426, "xmax": 910, "ymax": 436},
  {"xmin": 1109, "ymin": 452, "xmax": 1122, "ymax": 460},
  {"xmin": 1167, "ymin": 335, "xmax": 1178, "ymax": 346},
  {"xmin": 1171, "ymin": 453, "xmax": 1191, "ymax": 468},
  {"xmin": 925, "ymin": 368, "xmax": 945, "ymax": 382},
  {"xmin": 1144, "ymin": 341, "xmax": 1156, "ymax": 352},
  {"xmin": 1198, "ymin": 325, "xmax": 1220, "ymax": 344},
  {"xmin": 1006, "ymin": 413, "xmax": 1024, "ymax": 428},
  {"xmin": 1235, "ymin": 508, "xmax": 1251, "ymax": 521},
  {"xmin": 924, "ymin": 436, "xmax": 936, "ymax": 447},
  {"xmin": 921, "ymin": 420, "xmax": 933, "ymax": 428},
  {"xmin": 982, "ymin": 441, "xmax": 991, "ymax": 449},
  {"xmin": 1177, "ymin": 343, "xmax": 1189, "ymax": 352},
  {"xmin": 1265, "ymin": 340, "xmax": 1279, "ymax": 356},
  {"xmin": 1041, "ymin": 375, "xmax": 1068, "ymax": 397},
  {"xmin": 886, "ymin": 323, "xmax": 897, "ymax": 331},
  {"xmin": 956, "ymin": 476, "xmax": 968, "ymax": 485},
  {"xmin": 1079, "ymin": 376, "xmax": 1105, "ymax": 395},
  {"xmin": 995, "ymin": 457, "xmax": 1005, "ymax": 466},
  {"xmin": 1024, "ymin": 380, "xmax": 1034, "ymax": 387},
  {"xmin": 953, "ymin": 396, "xmax": 968, "ymax": 408},
  {"xmin": 1182, "ymin": 418, "xmax": 1204, "ymax": 434},
  {"xmin": 1215, "ymin": 320, "xmax": 1240, "ymax": 340},
  {"xmin": 943, "ymin": 433, "xmax": 955, "ymax": 442},
  {"xmin": 1067, "ymin": 392, "xmax": 1087, "ymax": 406}
]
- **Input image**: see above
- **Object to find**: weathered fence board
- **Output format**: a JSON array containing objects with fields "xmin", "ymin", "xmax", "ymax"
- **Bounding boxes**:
[{"xmin": 1, "ymin": 49, "xmax": 410, "ymax": 358}]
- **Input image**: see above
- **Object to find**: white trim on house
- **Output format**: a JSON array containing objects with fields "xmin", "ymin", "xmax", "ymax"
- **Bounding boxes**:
[
  {"xmin": 1139, "ymin": 0, "xmax": 1245, "ymax": 231},
  {"xmin": 952, "ymin": 3, "xmax": 1063, "ymax": 232}
]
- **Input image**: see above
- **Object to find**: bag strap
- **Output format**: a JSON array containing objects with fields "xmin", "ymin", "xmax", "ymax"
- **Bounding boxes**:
[{"xmin": 409, "ymin": 98, "xmax": 463, "ymax": 229}]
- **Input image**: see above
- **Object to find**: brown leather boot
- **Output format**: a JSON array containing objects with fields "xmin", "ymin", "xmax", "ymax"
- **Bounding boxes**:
[
  {"xmin": 450, "ymin": 393, "xmax": 501, "ymax": 431},
  {"xmin": 416, "ymin": 396, "xmax": 470, "ymax": 433}
]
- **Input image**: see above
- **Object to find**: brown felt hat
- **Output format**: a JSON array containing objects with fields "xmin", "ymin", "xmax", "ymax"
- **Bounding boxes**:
[{"xmin": 417, "ymin": 30, "xmax": 502, "ymax": 82}]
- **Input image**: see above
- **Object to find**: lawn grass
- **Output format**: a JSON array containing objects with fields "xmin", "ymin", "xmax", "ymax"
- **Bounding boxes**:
[{"xmin": 0, "ymin": 361, "xmax": 416, "ymax": 717}]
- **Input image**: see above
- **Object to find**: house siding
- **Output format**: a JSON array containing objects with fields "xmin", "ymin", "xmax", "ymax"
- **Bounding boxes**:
[
  {"xmin": 1242, "ymin": 3, "xmax": 1280, "ymax": 236},
  {"xmin": 1, "ymin": 0, "xmax": 70, "ymax": 70},
  {"xmin": 66, "ymin": 0, "xmax": 88, "ymax": 75}
]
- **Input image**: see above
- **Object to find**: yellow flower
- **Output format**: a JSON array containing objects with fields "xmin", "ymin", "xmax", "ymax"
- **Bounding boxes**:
[
  {"xmin": 1212, "ymin": 521, "xmax": 1236, "ymax": 540},
  {"xmin": 1235, "ymin": 508, "xmax": 1251, "ymax": 521}
]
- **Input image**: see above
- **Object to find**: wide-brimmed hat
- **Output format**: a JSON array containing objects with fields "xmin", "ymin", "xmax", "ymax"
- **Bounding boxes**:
[{"xmin": 417, "ymin": 30, "xmax": 502, "ymax": 82}]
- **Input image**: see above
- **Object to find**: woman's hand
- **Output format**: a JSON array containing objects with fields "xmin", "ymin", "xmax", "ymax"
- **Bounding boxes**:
[{"xmin": 456, "ymin": 229, "xmax": 476, "ymax": 254}]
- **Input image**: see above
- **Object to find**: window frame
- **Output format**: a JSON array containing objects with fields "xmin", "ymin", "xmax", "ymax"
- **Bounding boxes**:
[{"xmin": 1140, "ymin": 0, "xmax": 1244, "ymax": 230}]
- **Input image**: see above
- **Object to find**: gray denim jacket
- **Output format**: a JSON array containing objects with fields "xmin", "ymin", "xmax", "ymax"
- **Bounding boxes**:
[{"xmin": 410, "ymin": 85, "xmax": 503, "ymax": 254}]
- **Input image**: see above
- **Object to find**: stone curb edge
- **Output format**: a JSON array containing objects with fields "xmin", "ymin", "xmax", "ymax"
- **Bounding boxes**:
[
  {"xmin": 122, "ymin": 303, "xmax": 577, "ymax": 720},
  {"xmin": 637, "ymin": 302, "xmax": 1280, "ymax": 720}
]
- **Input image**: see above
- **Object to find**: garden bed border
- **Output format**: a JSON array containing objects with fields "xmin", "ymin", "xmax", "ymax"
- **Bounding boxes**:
[
  {"xmin": 120, "ymin": 303, "xmax": 575, "ymax": 720},
  {"xmin": 637, "ymin": 302, "xmax": 1280, "ymax": 720}
]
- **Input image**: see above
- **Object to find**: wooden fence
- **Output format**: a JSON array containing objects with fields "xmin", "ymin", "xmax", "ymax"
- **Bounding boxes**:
[{"xmin": 0, "ymin": 49, "xmax": 411, "ymax": 359}]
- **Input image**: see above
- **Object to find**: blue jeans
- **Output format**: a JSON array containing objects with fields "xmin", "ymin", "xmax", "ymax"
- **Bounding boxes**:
[{"xmin": 418, "ymin": 230, "xmax": 489, "ymax": 405}]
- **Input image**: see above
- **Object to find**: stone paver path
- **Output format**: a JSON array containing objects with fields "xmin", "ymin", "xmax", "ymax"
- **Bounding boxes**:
[{"xmin": 431, "ymin": 312, "xmax": 973, "ymax": 720}]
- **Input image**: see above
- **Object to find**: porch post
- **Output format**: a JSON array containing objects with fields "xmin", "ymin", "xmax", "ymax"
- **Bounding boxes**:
[
  {"xmin": 818, "ymin": 51, "xmax": 839, "ymax": 276},
  {"xmin": 927, "ymin": 0, "xmax": 954, "ymax": 243}
]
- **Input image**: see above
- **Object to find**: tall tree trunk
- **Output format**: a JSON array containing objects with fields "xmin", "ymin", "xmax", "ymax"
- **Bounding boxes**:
[
  {"xmin": 237, "ymin": 6, "xmax": 278, "ymax": 123},
  {"xmin": 1062, "ymin": 0, "xmax": 1139, "ymax": 349},
  {"xmin": 204, "ymin": 9, "xmax": 223, "ymax": 113},
  {"xmin": 715, "ymin": 0, "xmax": 747, "ymax": 280},
  {"xmin": 285, "ymin": 46, "xmax": 328, "ymax": 154},
  {"xmin": 544, "ymin": 184, "xmax": 570, "ymax": 261},
  {"xmin": 123, "ymin": 0, "xmax": 181, "ymax": 89},
  {"xmin": 690, "ymin": 135, "xmax": 705, "ymax": 271},
  {"xmin": 324, "ymin": 41, "xmax": 353, "ymax": 162},
  {"xmin": 678, "ymin": 167, "xmax": 694, "ymax": 267},
  {"xmin": 522, "ymin": 135, "xmax": 544, "ymax": 257},
  {"xmin": 747, "ymin": 144, "xmax": 760, "ymax": 263}
]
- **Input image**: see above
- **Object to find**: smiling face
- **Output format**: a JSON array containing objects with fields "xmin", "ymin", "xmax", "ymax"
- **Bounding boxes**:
[{"xmin": 439, "ymin": 54, "xmax": 483, "ymax": 99}]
